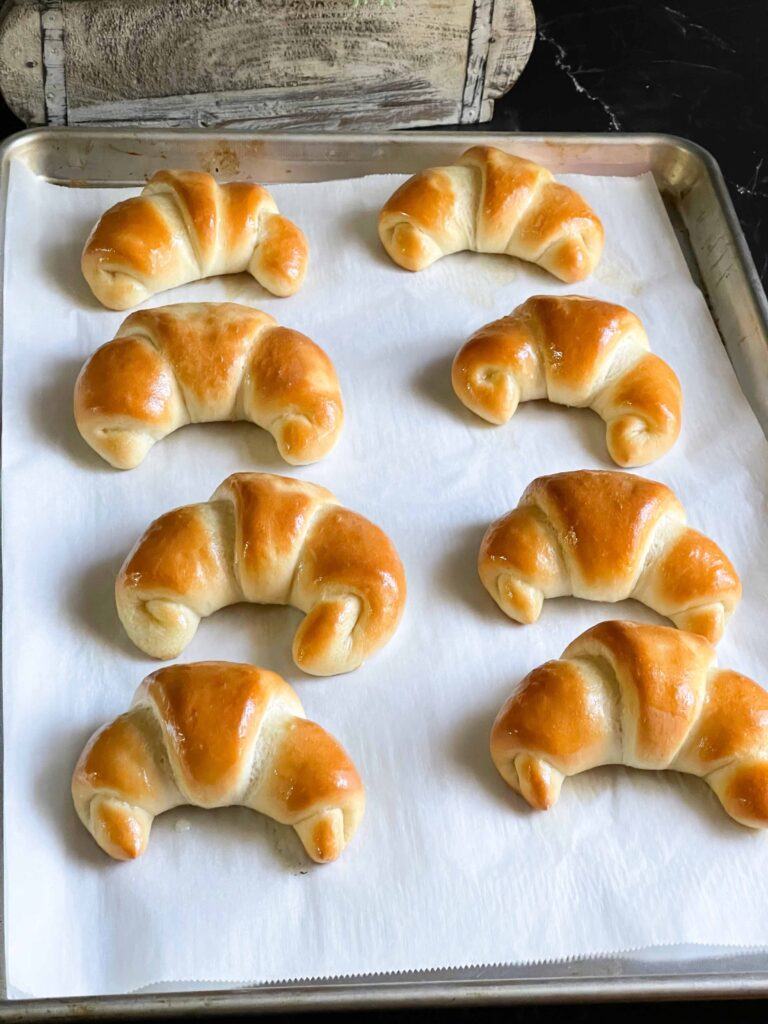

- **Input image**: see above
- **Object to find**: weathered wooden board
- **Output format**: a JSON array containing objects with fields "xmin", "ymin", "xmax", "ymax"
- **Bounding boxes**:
[{"xmin": 0, "ymin": 0, "xmax": 535, "ymax": 129}]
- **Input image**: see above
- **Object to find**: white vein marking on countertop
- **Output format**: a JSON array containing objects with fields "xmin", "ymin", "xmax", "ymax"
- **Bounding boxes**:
[{"xmin": 537, "ymin": 26, "xmax": 622, "ymax": 132}]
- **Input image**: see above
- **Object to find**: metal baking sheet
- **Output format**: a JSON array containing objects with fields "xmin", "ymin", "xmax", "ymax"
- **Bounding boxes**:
[{"xmin": 1, "ymin": 128, "xmax": 767, "ymax": 1018}]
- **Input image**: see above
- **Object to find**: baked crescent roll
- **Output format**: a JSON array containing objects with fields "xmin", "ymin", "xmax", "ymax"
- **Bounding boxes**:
[
  {"xmin": 116, "ymin": 473, "xmax": 407, "ymax": 675},
  {"xmin": 74, "ymin": 302, "xmax": 343, "ymax": 469},
  {"xmin": 378, "ymin": 146, "xmax": 604, "ymax": 282},
  {"xmin": 82, "ymin": 170, "xmax": 309, "ymax": 309},
  {"xmin": 491, "ymin": 620, "xmax": 768, "ymax": 828},
  {"xmin": 72, "ymin": 662, "xmax": 365, "ymax": 862},
  {"xmin": 479, "ymin": 470, "xmax": 740, "ymax": 643},
  {"xmin": 452, "ymin": 295, "xmax": 682, "ymax": 467}
]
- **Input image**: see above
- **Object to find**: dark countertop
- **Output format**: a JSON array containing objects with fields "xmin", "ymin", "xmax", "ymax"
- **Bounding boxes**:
[{"xmin": 0, "ymin": 1, "xmax": 765, "ymax": 1020}]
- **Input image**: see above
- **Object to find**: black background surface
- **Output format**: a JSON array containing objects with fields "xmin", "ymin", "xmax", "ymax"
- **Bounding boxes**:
[{"xmin": 0, "ymin": 0, "xmax": 765, "ymax": 1019}]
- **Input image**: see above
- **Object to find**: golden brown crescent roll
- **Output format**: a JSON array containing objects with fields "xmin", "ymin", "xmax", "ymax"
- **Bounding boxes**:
[
  {"xmin": 116, "ymin": 473, "xmax": 407, "ymax": 675},
  {"xmin": 378, "ymin": 146, "xmax": 604, "ymax": 282},
  {"xmin": 72, "ymin": 662, "xmax": 365, "ymax": 862},
  {"xmin": 479, "ymin": 470, "xmax": 740, "ymax": 643},
  {"xmin": 491, "ymin": 620, "xmax": 768, "ymax": 828},
  {"xmin": 452, "ymin": 295, "xmax": 682, "ymax": 467},
  {"xmin": 82, "ymin": 170, "xmax": 308, "ymax": 309},
  {"xmin": 74, "ymin": 302, "xmax": 343, "ymax": 469}
]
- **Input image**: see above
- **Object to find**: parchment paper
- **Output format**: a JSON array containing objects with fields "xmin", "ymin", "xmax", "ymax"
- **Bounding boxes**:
[{"xmin": 3, "ymin": 160, "xmax": 768, "ymax": 999}]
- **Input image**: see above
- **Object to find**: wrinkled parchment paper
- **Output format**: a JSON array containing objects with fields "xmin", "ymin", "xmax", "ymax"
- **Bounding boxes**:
[{"xmin": 3, "ymin": 160, "xmax": 768, "ymax": 998}]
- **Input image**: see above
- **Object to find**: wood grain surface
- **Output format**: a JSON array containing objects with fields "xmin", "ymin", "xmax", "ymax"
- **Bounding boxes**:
[{"xmin": 0, "ymin": 0, "xmax": 535, "ymax": 129}]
